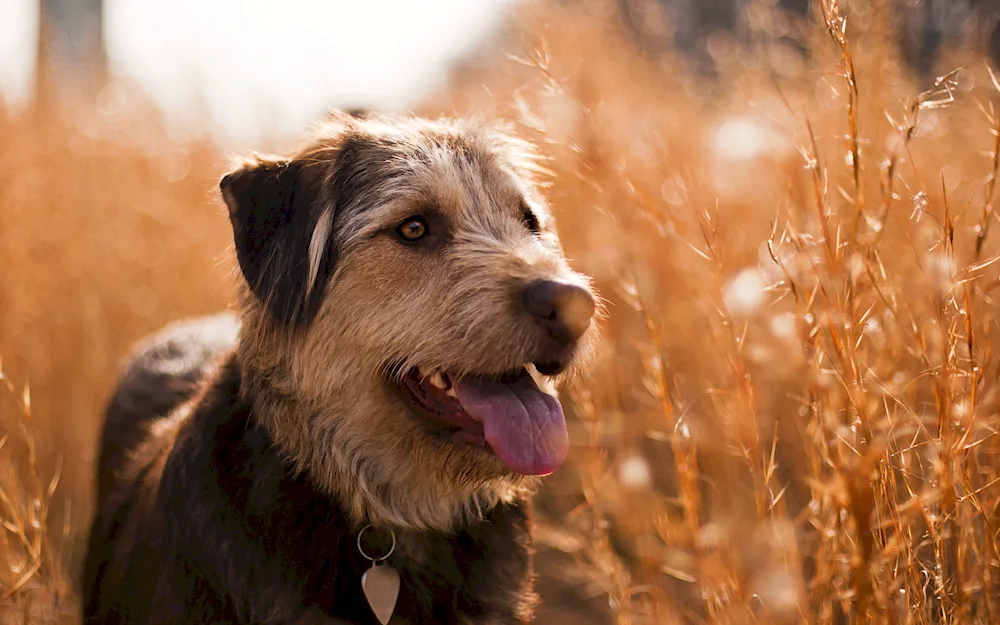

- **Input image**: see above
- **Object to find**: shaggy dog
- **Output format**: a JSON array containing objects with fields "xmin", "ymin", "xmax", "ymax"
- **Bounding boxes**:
[{"xmin": 82, "ymin": 111, "xmax": 597, "ymax": 625}]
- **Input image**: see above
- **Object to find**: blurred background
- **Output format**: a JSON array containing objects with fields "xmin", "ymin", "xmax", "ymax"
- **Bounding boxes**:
[
  {"xmin": 7, "ymin": 0, "xmax": 1000, "ymax": 623},
  {"xmin": 8, "ymin": 0, "xmax": 1000, "ymax": 139},
  {"xmin": 0, "ymin": 0, "xmax": 516, "ymax": 141}
]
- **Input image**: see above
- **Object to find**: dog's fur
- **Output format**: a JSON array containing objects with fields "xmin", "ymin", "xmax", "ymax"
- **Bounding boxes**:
[{"xmin": 82, "ymin": 112, "xmax": 597, "ymax": 624}]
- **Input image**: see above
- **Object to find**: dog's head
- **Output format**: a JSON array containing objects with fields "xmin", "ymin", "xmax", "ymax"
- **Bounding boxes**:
[{"xmin": 221, "ymin": 112, "xmax": 598, "ymax": 529}]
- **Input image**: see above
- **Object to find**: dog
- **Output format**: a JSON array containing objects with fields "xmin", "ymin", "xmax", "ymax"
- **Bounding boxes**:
[{"xmin": 82, "ymin": 111, "xmax": 598, "ymax": 625}]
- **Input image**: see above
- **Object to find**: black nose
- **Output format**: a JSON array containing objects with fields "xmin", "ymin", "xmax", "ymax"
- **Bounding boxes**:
[{"xmin": 520, "ymin": 280, "xmax": 595, "ymax": 343}]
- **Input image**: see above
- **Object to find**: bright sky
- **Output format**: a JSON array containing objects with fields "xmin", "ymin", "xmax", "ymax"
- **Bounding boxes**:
[{"xmin": 0, "ymin": 0, "xmax": 513, "ymax": 141}]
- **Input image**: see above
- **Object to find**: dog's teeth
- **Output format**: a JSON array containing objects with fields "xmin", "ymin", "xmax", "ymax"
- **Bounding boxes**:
[
  {"xmin": 445, "ymin": 387, "xmax": 458, "ymax": 398},
  {"xmin": 429, "ymin": 372, "xmax": 447, "ymax": 389}
]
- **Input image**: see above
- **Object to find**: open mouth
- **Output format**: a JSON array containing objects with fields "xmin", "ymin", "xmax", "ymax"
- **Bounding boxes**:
[{"xmin": 397, "ymin": 364, "xmax": 569, "ymax": 476}]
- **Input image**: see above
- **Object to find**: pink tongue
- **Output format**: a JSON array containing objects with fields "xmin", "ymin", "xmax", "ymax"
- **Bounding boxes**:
[{"xmin": 453, "ymin": 372, "xmax": 568, "ymax": 475}]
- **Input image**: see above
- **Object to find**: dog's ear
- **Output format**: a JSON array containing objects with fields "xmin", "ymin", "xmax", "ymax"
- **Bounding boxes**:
[{"xmin": 220, "ymin": 155, "xmax": 336, "ymax": 327}]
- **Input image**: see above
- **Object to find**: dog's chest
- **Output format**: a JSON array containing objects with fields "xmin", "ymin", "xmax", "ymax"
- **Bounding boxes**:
[
  {"xmin": 231, "ymin": 466, "xmax": 532, "ymax": 623},
  {"xmin": 300, "ymin": 517, "xmax": 531, "ymax": 625},
  {"xmin": 213, "ymin": 487, "xmax": 533, "ymax": 625}
]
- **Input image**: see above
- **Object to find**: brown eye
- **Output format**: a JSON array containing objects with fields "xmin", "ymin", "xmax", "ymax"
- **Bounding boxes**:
[{"xmin": 397, "ymin": 216, "xmax": 428, "ymax": 241}]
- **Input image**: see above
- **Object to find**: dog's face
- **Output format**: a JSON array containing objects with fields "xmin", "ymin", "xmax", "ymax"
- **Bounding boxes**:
[{"xmin": 221, "ymin": 113, "xmax": 597, "ymax": 529}]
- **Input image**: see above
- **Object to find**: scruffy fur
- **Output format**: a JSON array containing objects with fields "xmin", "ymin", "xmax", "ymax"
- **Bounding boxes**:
[{"xmin": 82, "ymin": 111, "xmax": 597, "ymax": 624}]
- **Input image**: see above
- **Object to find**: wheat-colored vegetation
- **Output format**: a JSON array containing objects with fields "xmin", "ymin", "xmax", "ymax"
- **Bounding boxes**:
[{"xmin": 5, "ymin": 0, "xmax": 1000, "ymax": 622}]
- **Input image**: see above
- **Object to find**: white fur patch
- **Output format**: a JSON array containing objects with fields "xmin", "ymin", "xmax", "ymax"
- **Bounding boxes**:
[{"xmin": 306, "ymin": 207, "xmax": 335, "ymax": 297}]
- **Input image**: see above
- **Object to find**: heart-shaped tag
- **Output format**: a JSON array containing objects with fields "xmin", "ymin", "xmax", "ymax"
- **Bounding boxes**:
[{"xmin": 361, "ymin": 563, "xmax": 400, "ymax": 625}]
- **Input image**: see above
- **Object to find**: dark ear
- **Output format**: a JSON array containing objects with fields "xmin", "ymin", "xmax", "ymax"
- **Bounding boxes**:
[{"xmin": 220, "ymin": 155, "xmax": 336, "ymax": 326}]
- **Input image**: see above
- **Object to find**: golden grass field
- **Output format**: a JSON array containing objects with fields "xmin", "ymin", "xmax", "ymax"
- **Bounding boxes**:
[{"xmin": 6, "ymin": 0, "xmax": 1000, "ymax": 622}]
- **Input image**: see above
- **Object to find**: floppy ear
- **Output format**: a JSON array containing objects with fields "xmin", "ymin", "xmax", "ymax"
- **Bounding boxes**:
[{"xmin": 220, "ymin": 155, "xmax": 337, "ymax": 327}]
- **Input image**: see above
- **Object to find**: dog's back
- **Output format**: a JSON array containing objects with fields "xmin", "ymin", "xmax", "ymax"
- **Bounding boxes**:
[{"xmin": 83, "ymin": 313, "xmax": 239, "ymax": 617}]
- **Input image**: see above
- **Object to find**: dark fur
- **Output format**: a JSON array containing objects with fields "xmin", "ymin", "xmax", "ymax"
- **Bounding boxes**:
[{"xmin": 82, "ymin": 315, "xmax": 535, "ymax": 624}]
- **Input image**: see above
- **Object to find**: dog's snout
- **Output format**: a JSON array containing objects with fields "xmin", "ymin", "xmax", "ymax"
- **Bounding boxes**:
[{"xmin": 520, "ymin": 280, "xmax": 595, "ymax": 343}]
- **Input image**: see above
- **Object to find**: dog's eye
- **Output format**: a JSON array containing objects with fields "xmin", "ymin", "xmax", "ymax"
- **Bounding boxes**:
[
  {"xmin": 397, "ymin": 217, "xmax": 429, "ymax": 241},
  {"xmin": 521, "ymin": 203, "xmax": 540, "ymax": 235}
]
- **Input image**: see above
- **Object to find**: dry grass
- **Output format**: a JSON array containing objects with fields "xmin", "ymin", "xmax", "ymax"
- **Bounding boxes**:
[
  {"xmin": 0, "ymin": 371, "xmax": 76, "ymax": 623},
  {"xmin": 5, "ymin": 0, "xmax": 1000, "ymax": 622}
]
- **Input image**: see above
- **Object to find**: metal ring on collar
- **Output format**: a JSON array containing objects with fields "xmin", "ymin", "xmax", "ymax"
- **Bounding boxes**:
[{"xmin": 356, "ymin": 524, "xmax": 396, "ymax": 563}]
